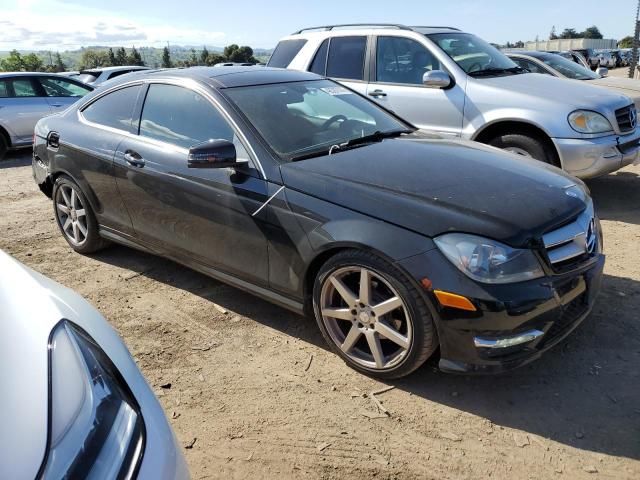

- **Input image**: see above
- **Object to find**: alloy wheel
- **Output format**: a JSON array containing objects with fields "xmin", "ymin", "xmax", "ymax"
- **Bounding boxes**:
[
  {"xmin": 55, "ymin": 184, "xmax": 88, "ymax": 246},
  {"xmin": 320, "ymin": 266, "xmax": 413, "ymax": 370}
]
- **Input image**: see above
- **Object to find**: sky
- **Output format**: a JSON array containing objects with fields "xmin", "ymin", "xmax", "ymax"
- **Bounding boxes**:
[{"xmin": 1, "ymin": 0, "xmax": 637, "ymax": 51}]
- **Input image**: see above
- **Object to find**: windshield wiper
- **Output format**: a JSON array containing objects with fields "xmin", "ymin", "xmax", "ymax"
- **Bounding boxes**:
[
  {"xmin": 288, "ymin": 129, "xmax": 413, "ymax": 162},
  {"xmin": 468, "ymin": 66, "xmax": 526, "ymax": 77}
]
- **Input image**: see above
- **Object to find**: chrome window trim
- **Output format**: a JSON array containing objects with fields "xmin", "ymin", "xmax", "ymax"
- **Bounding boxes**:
[{"xmin": 77, "ymin": 78, "xmax": 266, "ymax": 179}]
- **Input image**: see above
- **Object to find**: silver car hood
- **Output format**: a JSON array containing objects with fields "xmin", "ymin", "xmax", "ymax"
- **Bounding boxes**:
[
  {"xmin": 0, "ymin": 251, "xmax": 65, "ymax": 479},
  {"xmin": 478, "ymin": 73, "xmax": 633, "ymax": 111}
]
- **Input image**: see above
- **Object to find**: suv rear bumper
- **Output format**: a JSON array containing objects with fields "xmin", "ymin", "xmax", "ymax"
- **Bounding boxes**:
[{"xmin": 552, "ymin": 130, "xmax": 640, "ymax": 179}]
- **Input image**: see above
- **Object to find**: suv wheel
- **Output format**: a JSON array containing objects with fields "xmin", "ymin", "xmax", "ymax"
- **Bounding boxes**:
[
  {"xmin": 489, "ymin": 134, "xmax": 556, "ymax": 165},
  {"xmin": 312, "ymin": 250, "xmax": 437, "ymax": 379},
  {"xmin": 52, "ymin": 176, "xmax": 109, "ymax": 254}
]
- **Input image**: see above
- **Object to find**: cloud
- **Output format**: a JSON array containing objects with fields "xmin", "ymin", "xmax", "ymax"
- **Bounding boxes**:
[{"xmin": 0, "ymin": 7, "xmax": 224, "ymax": 50}]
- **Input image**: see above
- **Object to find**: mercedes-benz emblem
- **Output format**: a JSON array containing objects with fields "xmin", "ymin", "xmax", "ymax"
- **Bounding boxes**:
[
  {"xmin": 630, "ymin": 107, "xmax": 638, "ymax": 130},
  {"xmin": 586, "ymin": 218, "xmax": 596, "ymax": 254}
]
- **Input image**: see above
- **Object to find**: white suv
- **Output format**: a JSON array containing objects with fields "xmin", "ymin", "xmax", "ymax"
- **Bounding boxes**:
[{"xmin": 270, "ymin": 24, "xmax": 639, "ymax": 179}]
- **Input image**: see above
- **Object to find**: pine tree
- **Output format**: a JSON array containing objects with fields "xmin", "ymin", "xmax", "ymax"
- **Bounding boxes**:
[
  {"xmin": 116, "ymin": 47, "xmax": 127, "ymax": 66},
  {"xmin": 200, "ymin": 46, "xmax": 209, "ymax": 66},
  {"xmin": 54, "ymin": 52, "xmax": 65, "ymax": 72},
  {"xmin": 108, "ymin": 48, "xmax": 117, "ymax": 66},
  {"xmin": 162, "ymin": 46, "xmax": 172, "ymax": 68}
]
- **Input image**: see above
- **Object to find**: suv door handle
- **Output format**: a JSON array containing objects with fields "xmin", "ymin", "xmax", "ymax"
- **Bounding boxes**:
[
  {"xmin": 368, "ymin": 89, "xmax": 387, "ymax": 97},
  {"xmin": 50, "ymin": 103, "xmax": 63, "ymax": 108},
  {"xmin": 124, "ymin": 151, "xmax": 145, "ymax": 168}
]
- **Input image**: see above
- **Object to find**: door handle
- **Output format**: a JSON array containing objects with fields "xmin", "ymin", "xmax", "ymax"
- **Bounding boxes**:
[
  {"xmin": 368, "ymin": 89, "xmax": 387, "ymax": 97},
  {"xmin": 50, "ymin": 103, "xmax": 63, "ymax": 108},
  {"xmin": 123, "ymin": 151, "xmax": 145, "ymax": 168}
]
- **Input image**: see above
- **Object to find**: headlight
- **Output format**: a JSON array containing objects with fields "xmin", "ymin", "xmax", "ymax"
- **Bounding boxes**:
[
  {"xmin": 434, "ymin": 233, "xmax": 544, "ymax": 284},
  {"xmin": 40, "ymin": 321, "xmax": 144, "ymax": 479},
  {"xmin": 568, "ymin": 110, "xmax": 613, "ymax": 134}
]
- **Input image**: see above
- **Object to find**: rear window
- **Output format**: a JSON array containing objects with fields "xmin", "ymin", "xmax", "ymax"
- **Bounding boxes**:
[
  {"xmin": 0, "ymin": 80, "xmax": 8, "ymax": 98},
  {"xmin": 309, "ymin": 39, "xmax": 329, "ymax": 75},
  {"xmin": 326, "ymin": 36, "xmax": 367, "ymax": 81},
  {"xmin": 267, "ymin": 39, "xmax": 307, "ymax": 68},
  {"xmin": 81, "ymin": 85, "xmax": 141, "ymax": 132}
]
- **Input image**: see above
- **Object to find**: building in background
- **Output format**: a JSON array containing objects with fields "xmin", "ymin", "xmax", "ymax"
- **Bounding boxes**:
[{"xmin": 525, "ymin": 38, "xmax": 617, "ymax": 51}]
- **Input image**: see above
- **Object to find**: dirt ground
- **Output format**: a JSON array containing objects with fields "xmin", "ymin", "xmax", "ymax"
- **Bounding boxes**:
[{"xmin": 1, "ymin": 151, "xmax": 639, "ymax": 480}]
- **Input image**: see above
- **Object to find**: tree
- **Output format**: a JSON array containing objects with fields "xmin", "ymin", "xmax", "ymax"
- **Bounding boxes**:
[
  {"xmin": 54, "ymin": 52, "xmax": 66, "ymax": 72},
  {"xmin": 162, "ymin": 46, "xmax": 172, "ymax": 68},
  {"xmin": 127, "ymin": 46, "xmax": 144, "ymax": 66},
  {"xmin": 206, "ymin": 53, "xmax": 226, "ymax": 66},
  {"xmin": 22, "ymin": 53, "xmax": 44, "ymax": 71},
  {"xmin": 189, "ymin": 48, "xmax": 198, "ymax": 66},
  {"xmin": 108, "ymin": 48, "xmax": 117, "ymax": 66},
  {"xmin": 116, "ymin": 47, "xmax": 127, "ymax": 66},
  {"xmin": 79, "ymin": 49, "xmax": 108, "ymax": 69},
  {"xmin": 582, "ymin": 26, "xmax": 603, "ymax": 39},
  {"xmin": 619, "ymin": 36, "xmax": 634, "ymax": 48},
  {"xmin": 200, "ymin": 46, "xmax": 209, "ymax": 66},
  {"xmin": 0, "ymin": 50, "xmax": 25, "ymax": 71},
  {"xmin": 550, "ymin": 26, "xmax": 558, "ymax": 40},
  {"xmin": 223, "ymin": 44, "xmax": 256, "ymax": 63},
  {"xmin": 560, "ymin": 28, "xmax": 580, "ymax": 39}
]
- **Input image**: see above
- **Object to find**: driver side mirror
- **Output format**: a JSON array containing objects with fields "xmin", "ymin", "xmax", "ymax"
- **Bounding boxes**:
[
  {"xmin": 596, "ymin": 67, "xmax": 608, "ymax": 78},
  {"xmin": 423, "ymin": 70, "xmax": 452, "ymax": 89},
  {"xmin": 188, "ymin": 139, "xmax": 237, "ymax": 169}
]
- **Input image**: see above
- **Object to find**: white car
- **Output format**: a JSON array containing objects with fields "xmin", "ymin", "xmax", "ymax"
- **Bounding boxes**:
[
  {"xmin": 0, "ymin": 250, "xmax": 189, "ymax": 480},
  {"xmin": 76, "ymin": 66, "xmax": 150, "ymax": 86}
]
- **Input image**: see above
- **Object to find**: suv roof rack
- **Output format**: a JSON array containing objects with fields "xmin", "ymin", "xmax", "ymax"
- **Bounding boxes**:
[
  {"xmin": 291, "ymin": 24, "xmax": 461, "ymax": 35},
  {"xmin": 410, "ymin": 26, "xmax": 461, "ymax": 31},
  {"xmin": 292, "ymin": 23, "xmax": 414, "ymax": 34}
]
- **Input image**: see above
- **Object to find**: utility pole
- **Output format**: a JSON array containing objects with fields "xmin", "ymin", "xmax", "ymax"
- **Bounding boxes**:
[{"xmin": 630, "ymin": 0, "xmax": 639, "ymax": 78}]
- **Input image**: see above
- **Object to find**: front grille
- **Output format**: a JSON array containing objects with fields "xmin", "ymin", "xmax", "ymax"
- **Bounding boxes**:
[
  {"xmin": 615, "ymin": 104, "xmax": 637, "ymax": 133},
  {"xmin": 543, "ymin": 202, "xmax": 597, "ymax": 268},
  {"xmin": 539, "ymin": 293, "xmax": 588, "ymax": 347}
]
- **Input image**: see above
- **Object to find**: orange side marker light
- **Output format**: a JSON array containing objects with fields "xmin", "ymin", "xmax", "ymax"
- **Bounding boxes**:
[{"xmin": 434, "ymin": 290, "xmax": 477, "ymax": 312}]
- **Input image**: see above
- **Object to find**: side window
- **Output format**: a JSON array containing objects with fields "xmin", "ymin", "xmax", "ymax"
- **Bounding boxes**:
[
  {"xmin": 38, "ymin": 77, "xmax": 91, "ymax": 97},
  {"xmin": 82, "ymin": 85, "xmax": 141, "ymax": 131},
  {"xmin": 139, "ymin": 84, "xmax": 238, "ymax": 151},
  {"xmin": 376, "ymin": 37, "xmax": 440, "ymax": 85},
  {"xmin": 267, "ymin": 39, "xmax": 308, "ymax": 68},
  {"xmin": 309, "ymin": 39, "xmax": 329, "ymax": 75},
  {"xmin": 12, "ymin": 79, "xmax": 39, "ymax": 97},
  {"xmin": 0, "ymin": 80, "xmax": 9, "ymax": 98},
  {"xmin": 108, "ymin": 70, "xmax": 136, "ymax": 80},
  {"xmin": 518, "ymin": 59, "xmax": 549, "ymax": 75},
  {"xmin": 326, "ymin": 36, "xmax": 367, "ymax": 80}
]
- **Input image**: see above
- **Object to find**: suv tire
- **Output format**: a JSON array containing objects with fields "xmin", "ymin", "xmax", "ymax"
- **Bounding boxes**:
[{"xmin": 489, "ymin": 134, "xmax": 556, "ymax": 165}]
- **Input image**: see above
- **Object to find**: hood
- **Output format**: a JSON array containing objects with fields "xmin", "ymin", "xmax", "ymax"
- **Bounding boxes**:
[
  {"xmin": 478, "ymin": 72, "xmax": 633, "ymax": 112},
  {"xmin": 0, "ymin": 251, "xmax": 61, "ymax": 480},
  {"xmin": 280, "ymin": 138, "xmax": 588, "ymax": 247}
]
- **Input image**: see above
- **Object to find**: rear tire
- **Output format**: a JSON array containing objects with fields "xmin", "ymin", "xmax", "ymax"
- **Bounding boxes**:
[
  {"xmin": 489, "ymin": 133, "xmax": 556, "ymax": 165},
  {"xmin": 312, "ymin": 249, "xmax": 437, "ymax": 379},
  {"xmin": 52, "ymin": 176, "xmax": 109, "ymax": 254}
]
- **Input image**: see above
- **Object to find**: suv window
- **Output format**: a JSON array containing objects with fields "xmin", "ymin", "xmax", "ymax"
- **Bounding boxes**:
[
  {"xmin": 267, "ymin": 39, "xmax": 308, "ymax": 68},
  {"xmin": 38, "ymin": 77, "xmax": 91, "ymax": 97},
  {"xmin": 309, "ymin": 39, "xmax": 329, "ymax": 75},
  {"xmin": 376, "ymin": 37, "xmax": 440, "ymax": 85},
  {"xmin": 12, "ymin": 79, "xmax": 38, "ymax": 97},
  {"xmin": 82, "ymin": 85, "xmax": 141, "ymax": 131},
  {"xmin": 326, "ymin": 36, "xmax": 367, "ymax": 80},
  {"xmin": 0, "ymin": 80, "xmax": 9, "ymax": 98},
  {"xmin": 139, "ymin": 84, "xmax": 237, "ymax": 151}
]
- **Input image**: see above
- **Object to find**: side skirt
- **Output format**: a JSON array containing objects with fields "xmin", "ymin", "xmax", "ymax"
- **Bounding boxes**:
[{"xmin": 99, "ymin": 227, "xmax": 306, "ymax": 316}]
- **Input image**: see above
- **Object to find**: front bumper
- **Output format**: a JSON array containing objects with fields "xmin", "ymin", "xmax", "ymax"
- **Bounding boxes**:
[
  {"xmin": 397, "ymin": 248, "xmax": 605, "ymax": 374},
  {"xmin": 552, "ymin": 130, "xmax": 640, "ymax": 179}
]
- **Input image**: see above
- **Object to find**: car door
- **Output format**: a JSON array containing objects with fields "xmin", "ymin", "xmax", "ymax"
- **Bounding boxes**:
[
  {"xmin": 366, "ymin": 36, "xmax": 465, "ymax": 137},
  {"xmin": 0, "ymin": 76, "xmax": 51, "ymax": 145},
  {"xmin": 114, "ymin": 82, "xmax": 270, "ymax": 285},
  {"xmin": 36, "ymin": 76, "xmax": 92, "ymax": 112}
]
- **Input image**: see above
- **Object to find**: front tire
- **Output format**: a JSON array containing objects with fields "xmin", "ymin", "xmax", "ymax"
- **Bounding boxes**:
[
  {"xmin": 0, "ymin": 135, "xmax": 7, "ymax": 161},
  {"xmin": 312, "ymin": 250, "xmax": 437, "ymax": 379},
  {"xmin": 489, "ymin": 133, "xmax": 556, "ymax": 165},
  {"xmin": 52, "ymin": 176, "xmax": 108, "ymax": 254}
]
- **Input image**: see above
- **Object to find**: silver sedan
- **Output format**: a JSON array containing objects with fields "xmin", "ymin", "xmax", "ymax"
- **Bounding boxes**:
[{"xmin": 0, "ymin": 72, "xmax": 93, "ymax": 159}]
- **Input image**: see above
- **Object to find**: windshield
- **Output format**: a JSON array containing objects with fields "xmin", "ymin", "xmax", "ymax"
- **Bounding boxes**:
[
  {"xmin": 537, "ymin": 53, "xmax": 599, "ymax": 80},
  {"xmin": 224, "ymin": 80, "xmax": 411, "ymax": 160},
  {"xmin": 428, "ymin": 33, "xmax": 521, "ymax": 76}
]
